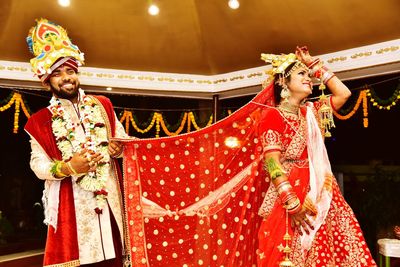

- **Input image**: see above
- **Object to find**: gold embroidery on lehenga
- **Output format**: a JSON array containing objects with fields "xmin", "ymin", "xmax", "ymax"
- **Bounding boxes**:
[
  {"xmin": 260, "ymin": 105, "xmax": 375, "ymax": 267},
  {"xmin": 290, "ymin": 181, "xmax": 375, "ymax": 267},
  {"xmin": 262, "ymin": 129, "xmax": 282, "ymax": 152},
  {"xmin": 282, "ymin": 111, "xmax": 307, "ymax": 160},
  {"xmin": 259, "ymin": 108, "xmax": 309, "ymax": 218}
]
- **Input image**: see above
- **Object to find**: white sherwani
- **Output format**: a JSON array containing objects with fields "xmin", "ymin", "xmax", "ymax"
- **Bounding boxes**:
[{"xmin": 28, "ymin": 91, "xmax": 128, "ymax": 264}]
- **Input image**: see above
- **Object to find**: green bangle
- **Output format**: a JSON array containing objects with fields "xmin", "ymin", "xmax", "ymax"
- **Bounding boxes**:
[
  {"xmin": 50, "ymin": 160, "xmax": 68, "ymax": 178},
  {"xmin": 265, "ymin": 157, "xmax": 285, "ymax": 180}
]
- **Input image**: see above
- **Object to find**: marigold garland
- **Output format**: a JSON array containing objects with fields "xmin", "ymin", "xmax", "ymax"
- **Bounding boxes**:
[
  {"xmin": 366, "ymin": 82, "xmax": 400, "ymax": 110},
  {"xmin": 206, "ymin": 114, "xmax": 213, "ymax": 127},
  {"xmin": 188, "ymin": 112, "xmax": 199, "ymax": 130},
  {"xmin": 186, "ymin": 113, "xmax": 191, "ymax": 133},
  {"xmin": 14, "ymin": 95, "xmax": 20, "ymax": 133},
  {"xmin": 19, "ymin": 95, "xmax": 31, "ymax": 119},
  {"xmin": 129, "ymin": 111, "xmax": 158, "ymax": 134},
  {"xmin": 0, "ymin": 92, "xmax": 31, "ymax": 133},
  {"xmin": 332, "ymin": 90, "xmax": 369, "ymax": 128},
  {"xmin": 0, "ymin": 93, "xmax": 17, "ymax": 112},
  {"xmin": 362, "ymin": 91, "xmax": 369, "ymax": 128},
  {"xmin": 155, "ymin": 113, "xmax": 161, "ymax": 138},
  {"xmin": 189, "ymin": 112, "xmax": 213, "ymax": 130},
  {"xmin": 2, "ymin": 81, "xmax": 400, "ymax": 135},
  {"xmin": 159, "ymin": 112, "xmax": 187, "ymax": 136},
  {"xmin": 119, "ymin": 110, "xmax": 213, "ymax": 137}
]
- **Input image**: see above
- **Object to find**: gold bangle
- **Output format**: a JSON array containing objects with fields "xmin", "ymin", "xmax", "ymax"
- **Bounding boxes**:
[
  {"xmin": 66, "ymin": 161, "xmax": 78, "ymax": 175},
  {"xmin": 285, "ymin": 197, "xmax": 300, "ymax": 210}
]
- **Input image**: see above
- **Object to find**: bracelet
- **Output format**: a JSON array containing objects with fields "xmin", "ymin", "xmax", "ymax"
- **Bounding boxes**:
[
  {"xmin": 66, "ymin": 161, "xmax": 78, "ymax": 175},
  {"xmin": 285, "ymin": 197, "xmax": 300, "ymax": 210},
  {"xmin": 50, "ymin": 160, "xmax": 68, "ymax": 178},
  {"xmin": 287, "ymin": 202, "xmax": 302, "ymax": 215},
  {"xmin": 281, "ymin": 192, "xmax": 298, "ymax": 204},
  {"xmin": 322, "ymin": 71, "xmax": 335, "ymax": 84},
  {"xmin": 276, "ymin": 181, "xmax": 292, "ymax": 195},
  {"xmin": 265, "ymin": 157, "xmax": 286, "ymax": 180},
  {"xmin": 307, "ymin": 58, "xmax": 320, "ymax": 68},
  {"xmin": 275, "ymin": 179, "xmax": 298, "ymax": 204},
  {"xmin": 312, "ymin": 64, "xmax": 335, "ymax": 85},
  {"xmin": 313, "ymin": 65, "xmax": 328, "ymax": 79}
]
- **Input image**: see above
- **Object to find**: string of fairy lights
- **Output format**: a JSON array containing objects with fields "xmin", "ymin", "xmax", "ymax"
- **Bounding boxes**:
[
  {"xmin": 56, "ymin": 0, "xmax": 241, "ymax": 15},
  {"xmin": 0, "ymin": 77, "xmax": 399, "ymax": 135}
]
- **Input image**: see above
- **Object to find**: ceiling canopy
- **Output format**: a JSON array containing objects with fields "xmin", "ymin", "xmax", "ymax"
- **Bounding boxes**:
[{"xmin": 1, "ymin": 0, "xmax": 399, "ymax": 75}]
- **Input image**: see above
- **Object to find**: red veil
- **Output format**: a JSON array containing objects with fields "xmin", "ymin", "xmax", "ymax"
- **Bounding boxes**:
[{"xmin": 119, "ymin": 83, "xmax": 276, "ymax": 266}]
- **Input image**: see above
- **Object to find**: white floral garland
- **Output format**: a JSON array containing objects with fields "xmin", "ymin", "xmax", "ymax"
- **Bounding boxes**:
[{"xmin": 50, "ymin": 92, "xmax": 110, "ymax": 214}]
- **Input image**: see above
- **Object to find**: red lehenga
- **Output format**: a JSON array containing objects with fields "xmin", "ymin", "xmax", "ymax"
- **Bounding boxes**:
[
  {"xmin": 119, "ymin": 82, "xmax": 376, "ymax": 267},
  {"xmin": 256, "ymin": 101, "xmax": 376, "ymax": 267}
]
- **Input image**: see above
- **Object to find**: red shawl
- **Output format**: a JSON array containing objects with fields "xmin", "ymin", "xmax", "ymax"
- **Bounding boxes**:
[{"xmin": 120, "ymin": 84, "xmax": 276, "ymax": 266}]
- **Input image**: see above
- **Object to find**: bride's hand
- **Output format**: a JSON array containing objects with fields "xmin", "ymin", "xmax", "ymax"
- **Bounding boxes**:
[
  {"xmin": 290, "ymin": 204, "xmax": 315, "ymax": 235},
  {"xmin": 295, "ymin": 46, "xmax": 315, "ymax": 66}
]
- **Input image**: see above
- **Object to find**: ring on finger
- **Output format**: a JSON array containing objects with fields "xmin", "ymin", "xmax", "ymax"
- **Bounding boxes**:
[{"xmin": 295, "ymin": 221, "xmax": 300, "ymax": 226}]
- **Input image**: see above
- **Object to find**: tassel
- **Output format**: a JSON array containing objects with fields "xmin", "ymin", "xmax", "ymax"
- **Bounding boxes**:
[
  {"xmin": 279, "ymin": 209, "xmax": 294, "ymax": 267},
  {"xmin": 318, "ymin": 83, "xmax": 335, "ymax": 137}
]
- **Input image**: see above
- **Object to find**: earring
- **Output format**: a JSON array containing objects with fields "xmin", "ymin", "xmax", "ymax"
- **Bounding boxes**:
[{"xmin": 280, "ymin": 84, "xmax": 291, "ymax": 102}]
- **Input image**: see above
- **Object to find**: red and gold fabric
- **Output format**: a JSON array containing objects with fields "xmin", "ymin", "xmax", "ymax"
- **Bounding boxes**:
[
  {"xmin": 256, "ymin": 99, "xmax": 376, "ymax": 267},
  {"xmin": 120, "ymin": 82, "xmax": 376, "ymax": 267}
]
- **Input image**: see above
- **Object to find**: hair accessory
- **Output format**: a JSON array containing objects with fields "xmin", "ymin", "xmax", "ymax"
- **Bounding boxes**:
[
  {"xmin": 261, "ymin": 53, "xmax": 308, "ymax": 83},
  {"xmin": 26, "ymin": 18, "xmax": 85, "ymax": 81}
]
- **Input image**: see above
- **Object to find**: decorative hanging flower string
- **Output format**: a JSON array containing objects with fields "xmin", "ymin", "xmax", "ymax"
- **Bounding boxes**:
[
  {"xmin": 122, "ymin": 111, "xmax": 158, "ymax": 134},
  {"xmin": 13, "ymin": 94, "xmax": 21, "ymax": 133},
  {"xmin": 3, "ymin": 80, "xmax": 400, "ymax": 135},
  {"xmin": 333, "ymin": 90, "xmax": 369, "ymax": 128},
  {"xmin": 159, "ymin": 112, "xmax": 187, "ymax": 136},
  {"xmin": 0, "ymin": 92, "xmax": 31, "ymax": 133},
  {"xmin": 366, "ymin": 82, "xmax": 400, "ymax": 110},
  {"xmin": 362, "ymin": 90, "xmax": 369, "ymax": 128},
  {"xmin": 0, "ymin": 92, "xmax": 17, "ymax": 112},
  {"xmin": 119, "ymin": 110, "xmax": 213, "ymax": 136},
  {"xmin": 189, "ymin": 111, "xmax": 213, "ymax": 130}
]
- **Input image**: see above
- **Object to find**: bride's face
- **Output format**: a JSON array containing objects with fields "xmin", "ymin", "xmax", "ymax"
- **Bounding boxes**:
[{"xmin": 286, "ymin": 67, "xmax": 313, "ymax": 98}]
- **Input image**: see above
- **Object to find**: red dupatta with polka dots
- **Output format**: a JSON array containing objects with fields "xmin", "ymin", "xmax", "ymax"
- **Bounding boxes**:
[{"xmin": 120, "ymin": 83, "xmax": 275, "ymax": 266}]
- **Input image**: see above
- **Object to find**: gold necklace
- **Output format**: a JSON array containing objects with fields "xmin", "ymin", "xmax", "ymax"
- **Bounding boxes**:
[{"xmin": 278, "ymin": 101, "xmax": 300, "ymax": 115}]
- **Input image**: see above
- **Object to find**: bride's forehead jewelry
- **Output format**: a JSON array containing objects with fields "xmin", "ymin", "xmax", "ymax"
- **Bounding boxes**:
[{"xmin": 261, "ymin": 53, "xmax": 308, "ymax": 82}]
